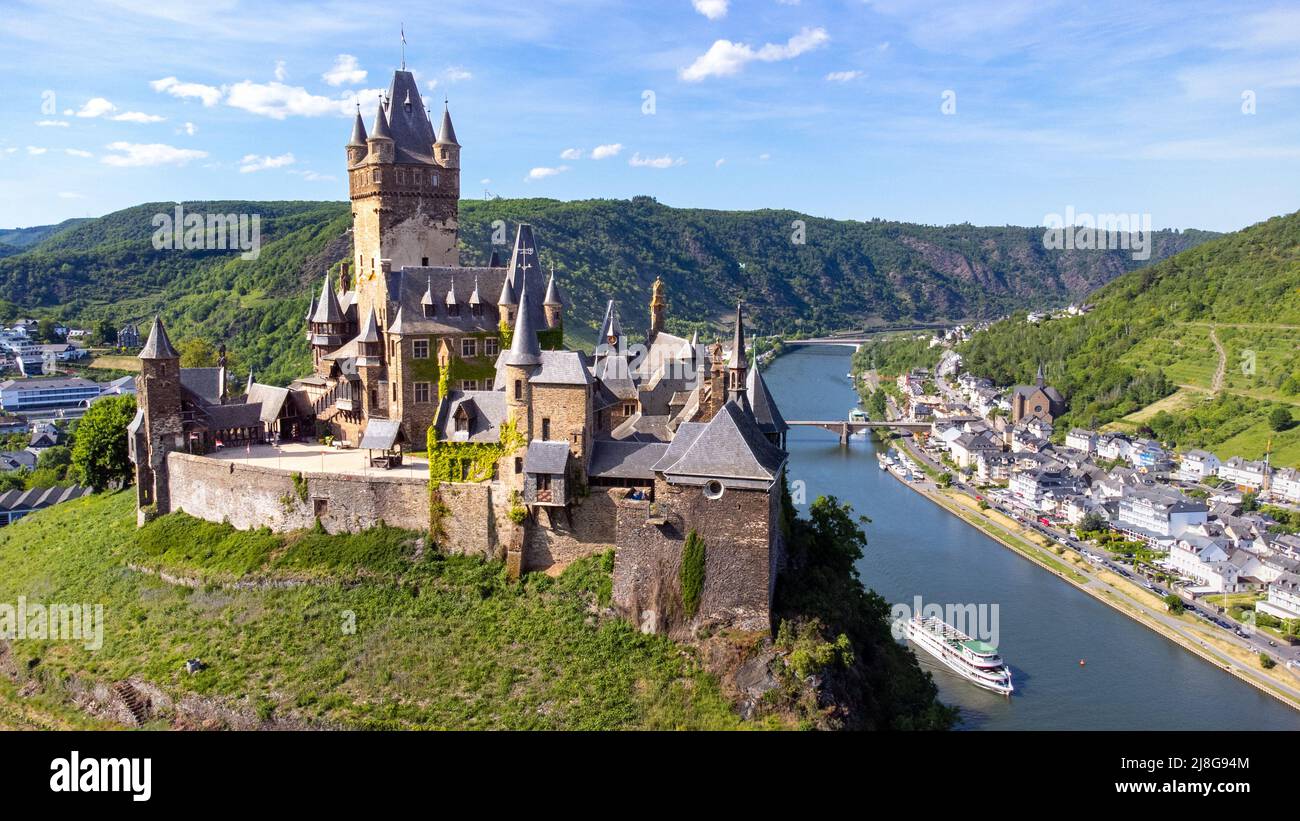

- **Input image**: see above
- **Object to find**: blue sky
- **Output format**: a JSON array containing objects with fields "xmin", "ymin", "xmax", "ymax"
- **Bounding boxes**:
[{"xmin": 4, "ymin": 0, "xmax": 1300, "ymax": 232}]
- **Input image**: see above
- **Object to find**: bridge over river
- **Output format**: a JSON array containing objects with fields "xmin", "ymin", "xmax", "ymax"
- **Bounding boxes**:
[{"xmin": 786, "ymin": 419, "xmax": 932, "ymax": 444}]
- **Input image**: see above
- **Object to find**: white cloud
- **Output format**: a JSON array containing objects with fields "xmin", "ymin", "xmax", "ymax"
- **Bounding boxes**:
[
  {"xmin": 274, "ymin": 60, "xmax": 288, "ymax": 81},
  {"xmin": 322, "ymin": 54, "xmax": 366, "ymax": 86},
  {"xmin": 35, "ymin": 120, "xmax": 68, "ymax": 127},
  {"xmin": 225, "ymin": 81, "xmax": 382, "ymax": 119},
  {"xmin": 239, "ymin": 152, "xmax": 296, "ymax": 173},
  {"xmin": 825, "ymin": 70, "xmax": 862, "ymax": 82},
  {"xmin": 26, "ymin": 146, "xmax": 47, "ymax": 155},
  {"xmin": 758, "ymin": 152, "xmax": 771, "ymax": 160},
  {"xmin": 480, "ymin": 178, "xmax": 492, "ymax": 185},
  {"xmin": 58, "ymin": 192, "xmax": 86, "ymax": 199},
  {"xmin": 101, "ymin": 142, "xmax": 208, "ymax": 167},
  {"xmin": 591, "ymin": 143, "xmax": 623, "ymax": 159},
  {"xmin": 74, "ymin": 97, "xmax": 116, "ymax": 118},
  {"xmin": 691, "ymin": 0, "xmax": 728, "ymax": 20},
  {"xmin": 113, "ymin": 111, "xmax": 166, "ymax": 123},
  {"xmin": 560, "ymin": 147, "xmax": 583, "ymax": 160},
  {"xmin": 526, "ymin": 165, "xmax": 569, "ymax": 180},
  {"xmin": 150, "ymin": 77, "xmax": 223, "ymax": 107},
  {"xmin": 629, "ymin": 152, "xmax": 685, "ymax": 168},
  {"xmin": 715, "ymin": 157, "xmax": 726, "ymax": 167},
  {"xmin": 679, "ymin": 27, "xmax": 829, "ymax": 81},
  {"xmin": 181, "ymin": 121, "xmax": 198, "ymax": 136},
  {"xmin": 444, "ymin": 66, "xmax": 473, "ymax": 81},
  {"xmin": 65, "ymin": 149, "xmax": 93, "ymax": 158}
]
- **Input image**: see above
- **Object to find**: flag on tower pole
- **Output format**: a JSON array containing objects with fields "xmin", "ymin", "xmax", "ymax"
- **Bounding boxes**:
[{"xmin": 401, "ymin": 24, "xmax": 406, "ymax": 70}]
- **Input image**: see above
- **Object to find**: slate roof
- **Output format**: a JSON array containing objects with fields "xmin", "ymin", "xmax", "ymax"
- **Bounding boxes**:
[
  {"xmin": 180, "ymin": 367, "xmax": 224, "ymax": 406},
  {"xmin": 593, "ymin": 355, "xmax": 637, "ymax": 400},
  {"xmin": 360, "ymin": 418, "xmax": 404, "ymax": 450},
  {"xmin": 746, "ymin": 366, "xmax": 787, "ymax": 435},
  {"xmin": 204, "ymin": 402, "xmax": 264, "ymax": 430},
  {"xmin": 311, "ymin": 272, "xmax": 344, "ymax": 324},
  {"xmin": 246, "ymin": 383, "xmax": 291, "ymax": 423},
  {"xmin": 524, "ymin": 440, "xmax": 571, "ymax": 474},
  {"xmin": 433, "ymin": 390, "xmax": 506, "ymax": 443},
  {"xmin": 138, "ymin": 316, "xmax": 178, "ymax": 360},
  {"xmin": 598, "ymin": 300, "xmax": 622, "ymax": 342},
  {"xmin": 530, "ymin": 350, "xmax": 591, "ymax": 386},
  {"xmin": 377, "ymin": 70, "xmax": 437, "ymax": 165},
  {"xmin": 588, "ymin": 439, "xmax": 669, "ymax": 480},
  {"xmin": 502, "ymin": 274, "xmax": 542, "ymax": 366},
  {"xmin": 0, "ymin": 485, "xmax": 91, "ymax": 513},
  {"xmin": 657, "ymin": 401, "xmax": 786, "ymax": 487},
  {"xmin": 0, "ymin": 450, "xmax": 36, "ymax": 471},
  {"xmin": 436, "ymin": 104, "xmax": 459, "ymax": 146}
]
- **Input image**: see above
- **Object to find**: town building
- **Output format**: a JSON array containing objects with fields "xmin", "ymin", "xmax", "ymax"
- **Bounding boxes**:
[
  {"xmin": 1065, "ymin": 428, "xmax": 1096, "ymax": 453},
  {"xmin": 0, "ymin": 376, "xmax": 101, "ymax": 413},
  {"xmin": 1008, "ymin": 364, "xmax": 1065, "ymax": 424},
  {"xmin": 1177, "ymin": 449, "xmax": 1221, "ymax": 482},
  {"xmin": 1218, "ymin": 456, "xmax": 1271, "ymax": 491},
  {"xmin": 1271, "ymin": 467, "xmax": 1300, "ymax": 504}
]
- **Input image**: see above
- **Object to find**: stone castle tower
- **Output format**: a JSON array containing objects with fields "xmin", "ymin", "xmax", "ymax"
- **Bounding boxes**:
[
  {"xmin": 130, "ymin": 317, "xmax": 183, "ymax": 526},
  {"xmin": 346, "ymin": 70, "xmax": 461, "ymax": 325}
]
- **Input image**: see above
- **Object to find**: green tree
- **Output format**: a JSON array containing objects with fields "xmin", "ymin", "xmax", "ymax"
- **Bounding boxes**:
[
  {"xmin": 1260, "ymin": 653, "xmax": 1276, "ymax": 670},
  {"xmin": 1163, "ymin": 594, "xmax": 1185, "ymax": 615},
  {"xmin": 1268, "ymin": 406, "xmax": 1293, "ymax": 431},
  {"xmin": 178, "ymin": 337, "xmax": 217, "ymax": 368},
  {"xmin": 680, "ymin": 530, "xmax": 706, "ymax": 619},
  {"xmin": 93, "ymin": 318, "xmax": 116, "ymax": 347},
  {"xmin": 36, "ymin": 444, "xmax": 71, "ymax": 473},
  {"xmin": 70, "ymin": 395, "xmax": 137, "ymax": 491}
]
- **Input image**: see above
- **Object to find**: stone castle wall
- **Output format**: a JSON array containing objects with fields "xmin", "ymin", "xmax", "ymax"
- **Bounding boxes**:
[
  {"xmin": 165, "ymin": 453, "xmax": 515, "ymax": 558},
  {"xmin": 611, "ymin": 477, "xmax": 781, "ymax": 636},
  {"xmin": 523, "ymin": 489, "xmax": 619, "ymax": 572}
]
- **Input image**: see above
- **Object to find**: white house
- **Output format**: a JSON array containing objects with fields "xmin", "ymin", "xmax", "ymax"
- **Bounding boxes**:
[
  {"xmin": 1177, "ymin": 449, "xmax": 1221, "ymax": 482},
  {"xmin": 1168, "ymin": 534, "xmax": 1240, "ymax": 593},
  {"xmin": 1065, "ymin": 428, "xmax": 1096, "ymax": 453},
  {"xmin": 1114, "ymin": 490, "xmax": 1208, "ymax": 543},
  {"xmin": 949, "ymin": 430, "xmax": 1002, "ymax": 469},
  {"xmin": 1010, "ymin": 466, "xmax": 1081, "ymax": 510},
  {"xmin": 1271, "ymin": 467, "xmax": 1300, "ymax": 504},
  {"xmin": 1258, "ymin": 573, "xmax": 1300, "ymax": 620},
  {"xmin": 1218, "ymin": 456, "xmax": 1271, "ymax": 491},
  {"xmin": 1096, "ymin": 434, "xmax": 1132, "ymax": 462}
]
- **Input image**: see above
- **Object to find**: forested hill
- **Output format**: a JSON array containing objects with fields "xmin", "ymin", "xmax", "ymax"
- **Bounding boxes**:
[
  {"xmin": 958, "ymin": 209, "xmax": 1300, "ymax": 460},
  {"xmin": 0, "ymin": 197, "xmax": 1212, "ymax": 385}
]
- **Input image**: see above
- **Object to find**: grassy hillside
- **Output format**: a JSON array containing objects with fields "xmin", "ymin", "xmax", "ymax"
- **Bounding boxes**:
[
  {"xmin": 958, "ymin": 210, "xmax": 1300, "ymax": 465},
  {"xmin": 0, "ymin": 198, "xmax": 1211, "ymax": 386},
  {"xmin": 0, "ymin": 490, "xmax": 954, "ymax": 730}
]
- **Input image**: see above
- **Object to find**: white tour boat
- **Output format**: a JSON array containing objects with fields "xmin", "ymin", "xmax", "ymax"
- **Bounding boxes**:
[{"xmin": 904, "ymin": 615, "xmax": 1013, "ymax": 696}]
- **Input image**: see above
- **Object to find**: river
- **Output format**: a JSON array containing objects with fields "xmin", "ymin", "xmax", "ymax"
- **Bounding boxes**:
[{"xmin": 765, "ymin": 345, "xmax": 1300, "ymax": 730}]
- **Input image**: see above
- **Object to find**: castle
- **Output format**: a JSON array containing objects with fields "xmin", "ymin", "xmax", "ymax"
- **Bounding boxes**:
[{"xmin": 127, "ymin": 67, "xmax": 790, "ymax": 635}]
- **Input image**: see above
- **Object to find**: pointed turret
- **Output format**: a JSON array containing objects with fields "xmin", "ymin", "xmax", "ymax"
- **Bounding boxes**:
[
  {"xmin": 543, "ymin": 267, "xmax": 562, "ymax": 330},
  {"xmin": 357, "ymin": 305, "xmax": 380, "ymax": 343},
  {"xmin": 370, "ymin": 101, "xmax": 392, "ymax": 141},
  {"xmin": 544, "ymin": 268, "xmax": 562, "ymax": 307},
  {"xmin": 726, "ymin": 302, "xmax": 749, "ymax": 410},
  {"xmin": 138, "ymin": 315, "xmax": 179, "ymax": 360},
  {"xmin": 1035, "ymin": 362, "xmax": 1046, "ymax": 388},
  {"xmin": 349, "ymin": 106, "xmax": 368, "ymax": 146},
  {"xmin": 311, "ymin": 272, "xmax": 344, "ymax": 324},
  {"xmin": 598, "ymin": 298, "xmax": 624, "ymax": 345},
  {"xmin": 437, "ymin": 104, "xmax": 459, "ymax": 146},
  {"xmin": 503, "ymin": 277, "xmax": 542, "ymax": 367}
]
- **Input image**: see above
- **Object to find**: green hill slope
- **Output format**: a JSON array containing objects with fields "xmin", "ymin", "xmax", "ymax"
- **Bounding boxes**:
[
  {"xmin": 959, "ymin": 210, "xmax": 1300, "ymax": 464},
  {"xmin": 0, "ymin": 198, "xmax": 1212, "ymax": 385}
]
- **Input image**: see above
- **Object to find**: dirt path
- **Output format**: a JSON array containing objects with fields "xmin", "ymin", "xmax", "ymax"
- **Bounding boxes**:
[{"xmin": 1209, "ymin": 325, "xmax": 1227, "ymax": 393}]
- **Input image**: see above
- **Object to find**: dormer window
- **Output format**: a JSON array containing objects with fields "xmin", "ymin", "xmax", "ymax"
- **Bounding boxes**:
[
  {"xmin": 423, "ymin": 303, "xmax": 435, "ymax": 319},
  {"xmin": 447, "ymin": 303, "xmax": 460, "ymax": 317},
  {"xmin": 471, "ymin": 303, "xmax": 483, "ymax": 318}
]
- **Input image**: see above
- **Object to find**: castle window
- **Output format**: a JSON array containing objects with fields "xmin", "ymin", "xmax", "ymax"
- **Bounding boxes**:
[
  {"xmin": 313, "ymin": 498, "xmax": 328, "ymax": 517},
  {"xmin": 514, "ymin": 457, "xmax": 523, "ymax": 474},
  {"xmin": 412, "ymin": 339, "xmax": 429, "ymax": 359},
  {"xmin": 414, "ymin": 382, "xmax": 431, "ymax": 403},
  {"xmin": 397, "ymin": 169, "xmax": 407, "ymax": 185},
  {"xmin": 447, "ymin": 303, "xmax": 460, "ymax": 317},
  {"xmin": 369, "ymin": 388, "xmax": 378, "ymax": 408},
  {"xmin": 432, "ymin": 174, "xmax": 439, "ymax": 186},
  {"xmin": 423, "ymin": 303, "xmax": 435, "ymax": 319},
  {"xmin": 372, "ymin": 169, "xmax": 381, "ymax": 184},
  {"xmin": 484, "ymin": 338, "xmax": 499, "ymax": 357},
  {"xmin": 623, "ymin": 402, "xmax": 637, "ymax": 416},
  {"xmin": 459, "ymin": 380, "xmax": 479, "ymax": 391},
  {"xmin": 542, "ymin": 418, "xmax": 551, "ymax": 440},
  {"xmin": 514, "ymin": 380, "xmax": 523, "ymax": 400},
  {"xmin": 461, "ymin": 338, "xmax": 477, "ymax": 358},
  {"xmin": 471, "ymin": 303, "xmax": 483, "ymax": 318},
  {"xmin": 421, "ymin": 257, "xmax": 429, "ymax": 266},
  {"xmin": 704, "ymin": 480, "xmax": 725, "ymax": 500}
]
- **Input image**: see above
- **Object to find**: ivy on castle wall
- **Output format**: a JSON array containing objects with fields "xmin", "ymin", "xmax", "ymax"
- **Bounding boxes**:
[
  {"xmin": 499, "ymin": 321, "xmax": 563, "ymax": 352},
  {"xmin": 426, "ymin": 418, "xmax": 525, "ymax": 485}
]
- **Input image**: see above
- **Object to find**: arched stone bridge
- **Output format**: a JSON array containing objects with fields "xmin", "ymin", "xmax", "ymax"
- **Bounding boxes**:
[{"xmin": 786, "ymin": 420, "xmax": 932, "ymax": 445}]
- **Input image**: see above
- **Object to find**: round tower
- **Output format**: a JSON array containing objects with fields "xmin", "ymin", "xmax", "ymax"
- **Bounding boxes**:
[
  {"xmin": 543, "ymin": 267, "xmax": 563, "ymax": 330},
  {"xmin": 435, "ymin": 102, "xmax": 460, "ymax": 170},
  {"xmin": 367, "ymin": 102, "xmax": 395, "ymax": 164}
]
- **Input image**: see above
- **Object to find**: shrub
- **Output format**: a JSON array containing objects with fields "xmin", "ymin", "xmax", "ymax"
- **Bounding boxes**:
[
  {"xmin": 680, "ymin": 529, "xmax": 706, "ymax": 618},
  {"xmin": 1260, "ymin": 653, "xmax": 1276, "ymax": 670}
]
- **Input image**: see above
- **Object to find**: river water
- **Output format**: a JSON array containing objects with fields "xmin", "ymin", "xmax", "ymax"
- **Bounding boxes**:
[{"xmin": 765, "ymin": 345, "xmax": 1300, "ymax": 730}]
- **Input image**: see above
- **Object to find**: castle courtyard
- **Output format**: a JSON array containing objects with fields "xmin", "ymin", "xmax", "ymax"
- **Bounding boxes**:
[{"xmin": 207, "ymin": 442, "xmax": 429, "ymax": 479}]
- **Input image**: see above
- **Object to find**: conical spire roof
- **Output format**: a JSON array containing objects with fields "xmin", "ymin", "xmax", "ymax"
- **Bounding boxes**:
[
  {"xmin": 421, "ymin": 275, "xmax": 435, "ymax": 307},
  {"xmin": 139, "ymin": 315, "xmax": 179, "ymax": 360},
  {"xmin": 445, "ymin": 277, "xmax": 458, "ymax": 306},
  {"xmin": 468, "ymin": 274, "xmax": 482, "ymax": 305},
  {"xmin": 437, "ymin": 103, "xmax": 459, "ymax": 146},
  {"xmin": 727, "ymin": 302, "xmax": 748, "ymax": 370},
  {"xmin": 543, "ymin": 268, "xmax": 562, "ymax": 307},
  {"xmin": 348, "ymin": 105, "xmax": 368, "ymax": 147},
  {"xmin": 246, "ymin": 368, "xmax": 254, "ymax": 395},
  {"xmin": 497, "ymin": 270, "xmax": 516, "ymax": 306},
  {"xmin": 357, "ymin": 306, "xmax": 380, "ymax": 343},
  {"xmin": 311, "ymin": 272, "xmax": 344, "ymax": 324},
  {"xmin": 370, "ymin": 101, "xmax": 392, "ymax": 141},
  {"xmin": 599, "ymin": 299, "xmax": 622, "ymax": 342},
  {"xmin": 503, "ymin": 277, "xmax": 542, "ymax": 366}
]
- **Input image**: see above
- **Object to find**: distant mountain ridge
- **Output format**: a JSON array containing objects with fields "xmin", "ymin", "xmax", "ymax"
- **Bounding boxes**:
[{"xmin": 0, "ymin": 197, "xmax": 1215, "ymax": 385}]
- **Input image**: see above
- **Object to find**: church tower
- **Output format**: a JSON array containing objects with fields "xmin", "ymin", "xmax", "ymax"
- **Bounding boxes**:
[{"xmin": 347, "ymin": 69, "xmax": 461, "ymax": 324}]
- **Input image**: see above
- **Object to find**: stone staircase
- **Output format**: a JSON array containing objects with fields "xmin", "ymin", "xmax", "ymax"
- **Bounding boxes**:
[{"xmin": 112, "ymin": 681, "xmax": 149, "ymax": 727}]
